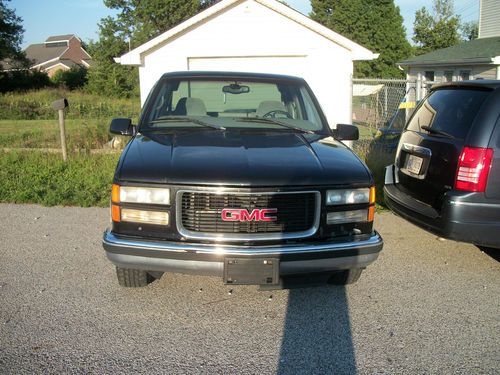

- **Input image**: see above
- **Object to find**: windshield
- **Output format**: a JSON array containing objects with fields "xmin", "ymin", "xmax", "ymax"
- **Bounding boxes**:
[{"xmin": 141, "ymin": 78, "xmax": 326, "ymax": 133}]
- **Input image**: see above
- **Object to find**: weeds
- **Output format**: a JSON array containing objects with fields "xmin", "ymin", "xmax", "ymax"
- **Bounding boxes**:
[
  {"xmin": 0, "ymin": 89, "xmax": 140, "ymax": 120},
  {"xmin": 0, "ymin": 151, "xmax": 118, "ymax": 207}
]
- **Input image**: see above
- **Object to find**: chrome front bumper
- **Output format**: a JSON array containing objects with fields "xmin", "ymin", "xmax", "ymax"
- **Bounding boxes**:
[{"xmin": 102, "ymin": 230, "xmax": 383, "ymax": 276}]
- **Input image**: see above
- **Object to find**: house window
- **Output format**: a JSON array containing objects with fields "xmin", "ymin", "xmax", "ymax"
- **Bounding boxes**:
[
  {"xmin": 424, "ymin": 71, "xmax": 435, "ymax": 81},
  {"xmin": 459, "ymin": 70, "xmax": 471, "ymax": 81},
  {"xmin": 444, "ymin": 71, "xmax": 454, "ymax": 82}
]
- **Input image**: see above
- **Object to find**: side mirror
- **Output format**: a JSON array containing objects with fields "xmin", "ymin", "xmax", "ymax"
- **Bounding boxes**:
[
  {"xmin": 110, "ymin": 118, "xmax": 135, "ymax": 136},
  {"xmin": 335, "ymin": 124, "xmax": 359, "ymax": 141}
]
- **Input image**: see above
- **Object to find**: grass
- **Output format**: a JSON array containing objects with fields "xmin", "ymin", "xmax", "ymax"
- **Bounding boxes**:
[
  {"xmin": 0, "ymin": 151, "xmax": 119, "ymax": 207},
  {"xmin": 0, "ymin": 119, "xmax": 115, "ymax": 150},
  {"xmin": 0, "ymin": 89, "xmax": 140, "ymax": 120}
]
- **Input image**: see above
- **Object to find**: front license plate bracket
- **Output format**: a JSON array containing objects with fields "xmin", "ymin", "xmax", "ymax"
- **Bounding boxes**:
[{"xmin": 224, "ymin": 258, "xmax": 279, "ymax": 285}]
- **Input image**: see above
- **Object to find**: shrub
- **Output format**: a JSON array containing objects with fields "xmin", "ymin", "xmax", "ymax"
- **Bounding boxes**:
[{"xmin": 51, "ymin": 66, "xmax": 88, "ymax": 90}]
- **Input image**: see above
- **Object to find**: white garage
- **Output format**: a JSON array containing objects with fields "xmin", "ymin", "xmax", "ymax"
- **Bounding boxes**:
[{"xmin": 116, "ymin": 0, "xmax": 377, "ymax": 127}]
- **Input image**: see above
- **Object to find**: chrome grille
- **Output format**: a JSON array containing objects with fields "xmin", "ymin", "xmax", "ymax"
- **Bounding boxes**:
[{"xmin": 176, "ymin": 190, "xmax": 320, "ymax": 241}]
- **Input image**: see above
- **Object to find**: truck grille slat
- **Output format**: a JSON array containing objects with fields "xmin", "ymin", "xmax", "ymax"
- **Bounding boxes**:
[{"xmin": 179, "ymin": 192, "xmax": 317, "ymax": 235}]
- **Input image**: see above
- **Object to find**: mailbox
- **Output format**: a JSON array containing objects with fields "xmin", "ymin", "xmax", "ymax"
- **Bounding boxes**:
[{"xmin": 51, "ymin": 98, "xmax": 69, "ymax": 111}]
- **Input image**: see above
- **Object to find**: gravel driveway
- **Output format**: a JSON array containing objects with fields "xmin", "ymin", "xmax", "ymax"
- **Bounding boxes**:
[{"xmin": 0, "ymin": 204, "xmax": 499, "ymax": 374}]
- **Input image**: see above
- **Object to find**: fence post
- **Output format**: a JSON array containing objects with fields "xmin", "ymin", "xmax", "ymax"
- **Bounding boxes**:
[
  {"xmin": 416, "ymin": 78, "xmax": 422, "ymax": 102},
  {"xmin": 51, "ymin": 99, "xmax": 69, "ymax": 162}
]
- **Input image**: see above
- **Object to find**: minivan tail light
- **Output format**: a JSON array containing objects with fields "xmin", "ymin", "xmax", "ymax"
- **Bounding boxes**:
[{"xmin": 455, "ymin": 147, "xmax": 493, "ymax": 192}]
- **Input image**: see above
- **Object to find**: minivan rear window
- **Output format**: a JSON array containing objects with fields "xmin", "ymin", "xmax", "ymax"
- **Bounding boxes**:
[{"xmin": 406, "ymin": 88, "xmax": 490, "ymax": 139}]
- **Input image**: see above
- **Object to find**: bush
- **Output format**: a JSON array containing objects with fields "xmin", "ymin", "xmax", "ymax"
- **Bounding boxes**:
[
  {"xmin": 0, "ymin": 151, "xmax": 119, "ymax": 207},
  {"xmin": 51, "ymin": 66, "xmax": 88, "ymax": 90},
  {"xmin": 0, "ymin": 70, "xmax": 53, "ymax": 93}
]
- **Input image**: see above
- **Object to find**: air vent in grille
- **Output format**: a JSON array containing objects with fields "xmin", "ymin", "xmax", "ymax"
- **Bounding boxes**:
[{"xmin": 179, "ymin": 191, "xmax": 317, "ymax": 236}]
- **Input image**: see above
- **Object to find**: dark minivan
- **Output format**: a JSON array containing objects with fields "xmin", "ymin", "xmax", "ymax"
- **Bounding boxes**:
[{"xmin": 384, "ymin": 80, "xmax": 500, "ymax": 249}]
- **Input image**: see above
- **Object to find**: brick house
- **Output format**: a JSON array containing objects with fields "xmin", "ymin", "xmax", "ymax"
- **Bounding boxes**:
[{"xmin": 20, "ymin": 34, "xmax": 92, "ymax": 77}]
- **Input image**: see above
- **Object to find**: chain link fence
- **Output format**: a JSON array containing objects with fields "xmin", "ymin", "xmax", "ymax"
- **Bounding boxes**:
[{"xmin": 351, "ymin": 78, "xmax": 435, "ymax": 202}]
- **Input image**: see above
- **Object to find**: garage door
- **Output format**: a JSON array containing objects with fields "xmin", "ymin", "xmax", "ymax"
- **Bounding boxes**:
[{"xmin": 188, "ymin": 56, "xmax": 308, "ymax": 77}]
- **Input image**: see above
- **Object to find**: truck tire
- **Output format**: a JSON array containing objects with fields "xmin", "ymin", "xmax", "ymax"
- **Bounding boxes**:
[
  {"xmin": 116, "ymin": 267, "xmax": 154, "ymax": 287},
  {"xmin": 328, "ymin": 268, "xmax": 363, "ymax": 285}
]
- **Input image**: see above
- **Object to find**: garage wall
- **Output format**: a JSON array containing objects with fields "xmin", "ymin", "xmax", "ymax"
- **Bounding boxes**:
[{"xmin": 138, "ymin": 0, "xmax": 354, "ymax": 128}]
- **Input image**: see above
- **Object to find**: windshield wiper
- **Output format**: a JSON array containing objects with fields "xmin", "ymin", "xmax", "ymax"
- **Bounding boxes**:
[
  {"xmin": 235, "ymin": 117, "xmax": 315, "ymax": 134},
  {"xmin": 420, "ymin": 125, "xmax": 456, "ymax": 139},
  {"xmin": 149, "ymin": 117, "xmax": 226, "ymax": 131}
]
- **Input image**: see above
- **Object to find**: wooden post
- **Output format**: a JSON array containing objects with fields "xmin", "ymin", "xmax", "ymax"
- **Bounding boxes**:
[
  {"xmin": 51, "ymin": 98, "xmax": 69, "ymax": 162},
  {"xmin": 58, "ymin": 109, "xmax": 68, "ymax": 162}
]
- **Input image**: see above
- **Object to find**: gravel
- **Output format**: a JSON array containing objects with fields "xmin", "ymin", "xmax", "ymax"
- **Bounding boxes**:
[{"xmin": 0, "ymin": 204, "xmax": 499, "ymax": 374}]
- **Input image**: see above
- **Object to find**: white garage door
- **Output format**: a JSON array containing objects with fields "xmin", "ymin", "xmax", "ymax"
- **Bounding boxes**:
[{"xmin": 188, "ymin": 56, "xmax": 308, "ymax": 77}]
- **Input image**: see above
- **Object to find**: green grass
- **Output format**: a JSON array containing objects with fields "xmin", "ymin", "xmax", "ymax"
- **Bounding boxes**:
[
  {"xmin": 0, "ymin": 89, "xmax": 140, "ymax": 120},
  {"xmin": 0, "ymin": 151, "xmax": 119, "ymax": 207},
  {"xmin": 0, "ymin": 119, "xmax": 115, "ymax": 150}
]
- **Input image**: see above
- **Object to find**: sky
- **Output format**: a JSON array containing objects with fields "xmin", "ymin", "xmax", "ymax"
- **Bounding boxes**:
[{"xmin": 10, "ymin": 0, "xmax": 480, "ymax": 49}]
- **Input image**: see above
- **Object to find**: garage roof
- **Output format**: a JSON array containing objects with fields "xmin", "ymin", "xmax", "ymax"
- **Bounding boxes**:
[{"xmin": 117, "ymin": 0, "xmax": 377, "ymax": 66}]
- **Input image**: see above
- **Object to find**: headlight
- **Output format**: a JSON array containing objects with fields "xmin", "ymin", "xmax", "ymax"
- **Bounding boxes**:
[
  {"xmin": 326, "ymin": 188, "xmax": 373, "ymax": 205},
  {"xmin": 112, "ymin": 184, "xmax": 170, "ymax": 205},
  {"xmin": 121, "ymin": 208, "xmax": 170, "ymax": 225},
  {"xmin": 327, "ymin": 209, "xmax": 369, "ymax": 224}
]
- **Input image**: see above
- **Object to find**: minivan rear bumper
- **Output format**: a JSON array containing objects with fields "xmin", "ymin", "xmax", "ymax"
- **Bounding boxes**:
[{"xmin": 384, "ymin": 166, "xmax": 500, "ymax": 249}]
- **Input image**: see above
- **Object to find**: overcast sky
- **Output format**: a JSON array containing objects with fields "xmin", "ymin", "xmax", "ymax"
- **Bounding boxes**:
[{"xmin": 11, "ymin": 0, "xmax": 480, "ymax": 48}]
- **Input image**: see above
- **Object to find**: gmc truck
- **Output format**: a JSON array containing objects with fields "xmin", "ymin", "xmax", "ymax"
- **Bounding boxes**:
[{"xmin": 102, "ymin": 71, "xmax": 383, "ymax": 288}]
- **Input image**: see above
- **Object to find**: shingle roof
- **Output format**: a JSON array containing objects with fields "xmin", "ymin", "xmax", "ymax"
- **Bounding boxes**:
[
  {"xmin": 24, "ymin": 43, "xmax": 67, "ymax": 66},
  {"xmin": 399, "ymin": 36, "xmax": 500, "ymax": 66},
  {"xmin": 45, "ymin": 34, "xmax": 75, "ymax": 42}
]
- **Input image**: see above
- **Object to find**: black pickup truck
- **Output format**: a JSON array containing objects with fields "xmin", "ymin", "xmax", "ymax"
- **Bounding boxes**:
[{"xmin": 102, "ymin": 71, "xmax": 383, "ymax": 288}]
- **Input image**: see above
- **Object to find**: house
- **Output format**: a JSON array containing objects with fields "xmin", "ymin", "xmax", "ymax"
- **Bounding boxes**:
[
  {"xmin": 398, "ymin": 0, "xmax": 500, "ymax": 85},
  {"xmin": 116, "ymin": 0, "xmax": 377, "ymax": 127},
  {"xmin": 3, "ymin": 34, "xmax": 92, "ymax": 77}
]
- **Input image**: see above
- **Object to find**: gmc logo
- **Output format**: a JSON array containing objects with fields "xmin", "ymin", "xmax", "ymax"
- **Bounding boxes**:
[{"xmin": 221, "ymin": 208, "xmax": 278, "ymax": 222}]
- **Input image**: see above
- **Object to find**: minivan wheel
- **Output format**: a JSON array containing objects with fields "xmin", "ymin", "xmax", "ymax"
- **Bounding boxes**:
[
  {"xmin": 328, "ymin": 268, "xmax": 363, "ymax": 285},
  {"xmin": 116, "ymin": 267, "xmax": 158, "ymax": 287}
]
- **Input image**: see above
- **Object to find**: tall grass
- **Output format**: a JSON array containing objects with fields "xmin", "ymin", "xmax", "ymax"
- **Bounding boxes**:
[
  {"xmin": 0, "ymin": 151, "xmax": 119, "ymax": 207},
  {"xmin": 0, "ymin": 89, "xmax": 140, "ymax": 120}
]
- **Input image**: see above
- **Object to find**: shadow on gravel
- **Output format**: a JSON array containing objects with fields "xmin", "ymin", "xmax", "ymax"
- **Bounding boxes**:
[
  {"xmin": 477, "ymin": 246, "xmax": 500, "ymax": 262},
  {"xmin": 277, "ymin": 276, "xmax": 355, "ymax": 374}
]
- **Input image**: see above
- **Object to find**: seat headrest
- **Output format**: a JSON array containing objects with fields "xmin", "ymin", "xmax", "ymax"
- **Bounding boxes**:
[{"xmin": 256, "ymin": 101, "xmax": 287, "ymax": 117}]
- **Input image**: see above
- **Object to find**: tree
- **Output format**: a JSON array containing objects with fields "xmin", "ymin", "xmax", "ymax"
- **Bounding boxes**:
[
  {"xmin": 461, "ymin": 21, "xmax": 478, "ymax": 41},
  {"xmin": 0, "ymin": 0, "xmax": 27, "ymax": 69},
  {"xmin": 413, "ymin": 0, "xmax": 461, "ymax": 55},
  {"xmin": 51, "ymin": 66, "xmax": 88, "ymax": 90},
  {"xmin": 86, "ymin": 0, "xmax": 220, "ymax": 97},
  {"xmin": 311, "ymin": 0, "xmax": 412, "ymax": 78}
]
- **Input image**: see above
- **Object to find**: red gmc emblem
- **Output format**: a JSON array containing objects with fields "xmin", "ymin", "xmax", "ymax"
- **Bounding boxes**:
[{"xmin": 221, "ymin": 208, "xmax": 278, "ymax": 222}]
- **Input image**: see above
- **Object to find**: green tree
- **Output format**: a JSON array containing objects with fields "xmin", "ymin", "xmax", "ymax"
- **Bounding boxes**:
[
  {"xmin": 0, "ymin": 0, "xmax": 27, "ymax": 69},
  {"xmin": 413, "ymin": 0, "xmax": 461, "ymax": 54},
  {"xmin": 86, "ymin": 0, "xmax": 220, "ymax": 97},
  {"xmin": 51, "ymin": 66, "xmax": 88, "ymax": 90},
  {"xmin": 310, "ymin": 0, "xmax": 412, "ymax": 78},
  {"xmin": 461, "ymin": 20, "xmax": 478, "ymax": 41}
]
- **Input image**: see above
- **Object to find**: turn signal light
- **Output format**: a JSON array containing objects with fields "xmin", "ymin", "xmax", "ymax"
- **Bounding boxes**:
[
  {"xmin": 369, "ymin": 186, "xmax": 376, "ymax": 204},
  {"xmin": 111, "ymin": 184, "xmax": 120, "ymax": 203},
  {"xmin": 111, "ymin": 204, "xmax": 121, "ymax": 222}
]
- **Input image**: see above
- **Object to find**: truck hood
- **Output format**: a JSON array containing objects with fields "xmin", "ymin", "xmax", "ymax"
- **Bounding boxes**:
[{"xmin": 117, "ymin": 130, "xmax": 371, "ymax": 187}]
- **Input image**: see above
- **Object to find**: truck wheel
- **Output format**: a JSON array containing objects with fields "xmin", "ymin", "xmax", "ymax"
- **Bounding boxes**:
[
  {"xmin": 116, "ymin": 267, "xmax": 155, "ymax": 287},
  {"xmin": 328, "ymin": 268, "xmax": 363, "ymax": 285}
]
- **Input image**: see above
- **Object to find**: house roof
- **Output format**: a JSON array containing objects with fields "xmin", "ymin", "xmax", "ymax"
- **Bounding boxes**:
[
  {"xmin": 45, "ymin": 34, "xmax": 75, "ymax": 42},
  {"xmin": 117, "ymin": 0, "xmax": 377, "ymax": 65},
  {"xmin": 399, "ymin": 36, "xmax": 500, "ymax": 66},
  {"xmin": 25, "ymin": 43, "xmax": 68, "ymax": 67}
]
